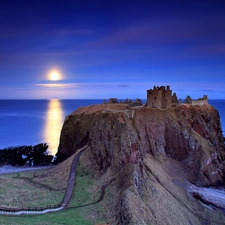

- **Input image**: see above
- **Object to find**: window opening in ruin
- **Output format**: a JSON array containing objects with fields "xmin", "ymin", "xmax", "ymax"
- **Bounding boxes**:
[{"xmin": 155, "ymin": 96, "xmax": 156, "ymax": 100}]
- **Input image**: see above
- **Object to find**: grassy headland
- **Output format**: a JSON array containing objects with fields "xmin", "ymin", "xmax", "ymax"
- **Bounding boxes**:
[{"xmin": 0, "ymin": 152, "xmax": 108, "ymax": 225}]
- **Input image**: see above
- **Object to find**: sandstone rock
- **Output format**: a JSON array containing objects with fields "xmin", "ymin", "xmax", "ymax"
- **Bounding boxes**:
[{"xmin": 58, "ymin": 103, "xmax": 225, "ymax": 224}]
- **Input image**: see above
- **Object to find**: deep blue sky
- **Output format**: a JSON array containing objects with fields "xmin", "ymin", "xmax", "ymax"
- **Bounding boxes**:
[{"xmin": 0, "ymin": 0, "xmax": 225, "ymax": 99}]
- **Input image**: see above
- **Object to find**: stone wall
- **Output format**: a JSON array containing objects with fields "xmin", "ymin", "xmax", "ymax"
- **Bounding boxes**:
[{"xmin": 185, "ymin": 95, "xmax": 208, "ymax": 105}]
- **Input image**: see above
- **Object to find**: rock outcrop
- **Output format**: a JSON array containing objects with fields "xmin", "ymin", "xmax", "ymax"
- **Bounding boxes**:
[{"xmin": 58, "ymin": 103, "xmax": 225, "ymax": 224}]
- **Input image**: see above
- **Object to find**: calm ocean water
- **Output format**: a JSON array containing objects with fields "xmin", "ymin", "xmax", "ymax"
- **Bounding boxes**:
[
  {"xmin": 0, "ymin": 99, "xmax": 224, "ymax": 155},
  {"xmin": 0, "ymin": 99, "xmax": 103, "ymax": 155}
]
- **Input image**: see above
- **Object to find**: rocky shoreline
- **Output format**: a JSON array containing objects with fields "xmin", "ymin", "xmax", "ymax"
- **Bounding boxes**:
[{"xmin": 188, "ymin": 185, "xmax": 225, "ymax": 210}]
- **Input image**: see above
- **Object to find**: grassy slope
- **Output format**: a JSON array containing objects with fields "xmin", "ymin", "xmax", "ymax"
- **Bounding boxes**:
[
  {"xmin": 0, "ymin": 152, "xmax": 107, "ymax": 225},
  {"xmin": 141, "ymin": 154, "xmax": 225, "ymax": 225},
  {"xmin": 1, "ymin": 141, "xmax": 222, "ymax": 224}
]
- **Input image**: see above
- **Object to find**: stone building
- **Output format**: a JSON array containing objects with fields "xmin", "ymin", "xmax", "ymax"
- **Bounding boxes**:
[
  {"xmin": 184, "ymin": 95, "xmax": 208, "ymax": 105},
  {"xmin": 147, "ymin": 85, "xmax": 175, "ymax": 109},
  {"xmin": 106, "ymin": 98, "xmax": 142, "ymax": 107},
  {"xmin": 184, "ymin": 95, "xmax": 192, "ymax": 104},
  {"xmin": 108, "ymin": 98, "xmax": 119, "ymax": 104},
  {"xmin": 106, "ymin": 85, "xmax": 207, "ymax": 109}
]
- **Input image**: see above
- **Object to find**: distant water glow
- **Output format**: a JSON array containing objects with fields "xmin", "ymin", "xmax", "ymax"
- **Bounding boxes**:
[{"xmin": 44, "ymin": 99, "xmax": 64, "ymax": 155}]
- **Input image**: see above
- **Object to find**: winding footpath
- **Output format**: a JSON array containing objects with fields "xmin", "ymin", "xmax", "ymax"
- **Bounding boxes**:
[{"xmin": 0, "ymin": 145, "xmax": 88, "ymax": 215}]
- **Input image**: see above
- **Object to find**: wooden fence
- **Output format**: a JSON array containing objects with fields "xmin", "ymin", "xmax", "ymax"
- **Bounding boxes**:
[{"xmin": 0, "ymin": 203, "xmax": 62, "ymax": 213}]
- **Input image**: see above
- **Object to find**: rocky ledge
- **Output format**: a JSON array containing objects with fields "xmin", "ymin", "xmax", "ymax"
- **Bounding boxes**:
[{"xmin": 57, "ymin": 103, "xmax": 225, "ymax": 224}]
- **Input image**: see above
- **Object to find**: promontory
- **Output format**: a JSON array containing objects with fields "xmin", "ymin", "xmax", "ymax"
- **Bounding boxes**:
[{"xmin": 57, "ymin": 86, "xmax": 225, "ymax": 225}]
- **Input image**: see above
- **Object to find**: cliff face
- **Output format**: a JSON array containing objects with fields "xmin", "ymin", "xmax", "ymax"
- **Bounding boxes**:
[{"xmin": 58, "ymin": 103, "xmax": 225, "ymax": 224}]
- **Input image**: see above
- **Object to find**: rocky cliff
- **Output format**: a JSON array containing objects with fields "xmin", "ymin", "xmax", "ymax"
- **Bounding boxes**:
[{"xmin": 58, "ymin": 103, "xmax": 225, "ymax": 225}]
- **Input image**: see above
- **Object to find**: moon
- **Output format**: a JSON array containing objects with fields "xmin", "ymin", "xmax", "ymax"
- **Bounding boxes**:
[{"xmin": 49, "ymin": 71, "xmax": 60, "ymax": 81}]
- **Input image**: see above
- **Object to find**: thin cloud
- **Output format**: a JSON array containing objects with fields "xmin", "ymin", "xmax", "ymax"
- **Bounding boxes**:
[
  {"xmin": 85, "ymin": 13, "xmax": 225, "ymax": 53},
  {"xmin": 54, "ymin": 28, "xmax": 95, "ymax": 37},
  {"xmin": 118, "ymin": 85, "xmax": 129, "ymax": 87},
  {"xmin": 35, "ymin": 83, "xmax": 67, "ymax": 88}
]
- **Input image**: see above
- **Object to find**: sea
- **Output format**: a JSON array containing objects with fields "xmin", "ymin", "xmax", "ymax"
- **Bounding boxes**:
[{"xmin": 0, "ymin": 99, "xmax": 224, "ymax": 156}]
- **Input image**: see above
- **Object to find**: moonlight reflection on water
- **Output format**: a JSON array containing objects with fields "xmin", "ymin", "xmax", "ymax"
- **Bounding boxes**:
[{"xmin": 44, "ymin": 99, "xmax": 64, "ymax": 155}]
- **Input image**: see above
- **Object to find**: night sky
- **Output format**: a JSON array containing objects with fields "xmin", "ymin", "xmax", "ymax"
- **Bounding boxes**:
[{"xmin": 1, "ymin": 0, "xmax": 225, "ymax": 99}]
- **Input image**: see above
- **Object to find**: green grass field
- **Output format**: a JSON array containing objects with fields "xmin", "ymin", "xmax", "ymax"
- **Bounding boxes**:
[{"xmin": 0, "ymin": 156, "xmax": 107, "ymax": 225}]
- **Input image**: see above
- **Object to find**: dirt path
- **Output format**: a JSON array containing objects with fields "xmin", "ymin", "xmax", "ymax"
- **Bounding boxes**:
[
  {"xmin": 0, "ymin": 145, "xmax": 88, "ymax": 215},
  {"xmin": 61, "ymin": 146, "xmax": 87, "ymax": 208}
]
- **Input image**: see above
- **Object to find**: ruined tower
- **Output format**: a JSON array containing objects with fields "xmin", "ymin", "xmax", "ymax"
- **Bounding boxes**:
[{"xmin": 146, "ymin": 85, "xmax": 172, "ymax": 109}]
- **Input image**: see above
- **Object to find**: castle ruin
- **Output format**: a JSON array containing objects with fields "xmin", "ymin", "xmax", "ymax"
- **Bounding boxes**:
[
  {"xmin": 146, "ymin": 85, "xmax": 179, "ymax": 109},
  {"xmin": 184, "ymin": 95, "xmax": 208, "ymax": 105},
  {"xmin": 104, "ymin": 98, "xmax": 143, "ymax": 107},
  {"xmin": 105, "ymin": 85, "xmax": 208, "ymax": 110},
  {"xmin": 147, "ymin": 85, "xmax": 208, "ymax": 109}
]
